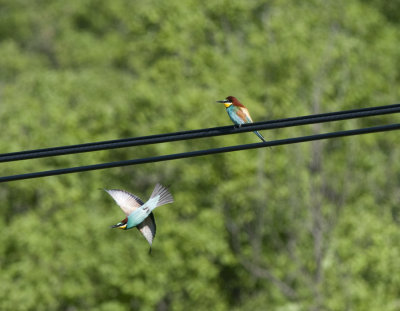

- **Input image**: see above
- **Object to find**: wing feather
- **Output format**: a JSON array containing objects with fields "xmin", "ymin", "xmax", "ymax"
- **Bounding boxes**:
[
  {"xmin": 239, "ymin": 107, "xmax": 253, "ymax": 123},
  {"xmin": 137, "ymin": 212, "xmax": 156, "ymax": 248},
  {"xmin": 104, "ymin": 189, "xmax": 144, "ymax": 216}
]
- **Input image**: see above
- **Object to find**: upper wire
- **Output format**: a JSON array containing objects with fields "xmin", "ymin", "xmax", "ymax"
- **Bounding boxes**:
[{"xmin": 1, "ymin": 103, "xmax": 400, "ymax": 163}]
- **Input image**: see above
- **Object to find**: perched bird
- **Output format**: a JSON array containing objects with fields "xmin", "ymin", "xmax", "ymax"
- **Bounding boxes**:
[
  {"xmin": 216, "ymin": 96, "xmax": 266, "ymax": 142},
  {"xmin": 104, "ymin": 183, "xmax": 173, "ymax": 252}
]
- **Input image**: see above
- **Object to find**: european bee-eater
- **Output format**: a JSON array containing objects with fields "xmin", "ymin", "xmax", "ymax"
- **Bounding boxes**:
[
  {"xmin": 217, "ymin": 96, "xmax": 266, "ymax": 142},
  {"xmin": 104, "ymin": 183, "xmax": 173, "ymax": 252}
]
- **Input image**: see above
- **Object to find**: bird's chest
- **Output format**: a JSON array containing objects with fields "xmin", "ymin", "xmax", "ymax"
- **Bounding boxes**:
[{"xmin": 227, "ymin": 106, "xmax": 245, "ymax": 124}]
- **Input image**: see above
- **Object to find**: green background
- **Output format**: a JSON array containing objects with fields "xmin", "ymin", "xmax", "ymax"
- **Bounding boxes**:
[{"xmin": 1, "ymin": 0, "xmax": 400, "ymax": 310}]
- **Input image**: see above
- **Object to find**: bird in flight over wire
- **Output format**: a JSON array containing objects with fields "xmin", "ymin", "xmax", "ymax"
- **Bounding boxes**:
[
  {"xmin": 216, "ymin": 95, "xmax": 266, "ymax": 142},
  {"xmin": 104, "ymin": 183, "xmax": 174, "ymax": 252}
]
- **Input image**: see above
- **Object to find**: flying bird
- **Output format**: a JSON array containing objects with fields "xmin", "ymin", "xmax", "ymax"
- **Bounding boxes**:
[
  {"xmin": 216, "ymin": 96, "xmax": 266, "ymax": 142},
  {"xmin": 104, "ymin": 183, "xmax": 174, "ymax": 252}
]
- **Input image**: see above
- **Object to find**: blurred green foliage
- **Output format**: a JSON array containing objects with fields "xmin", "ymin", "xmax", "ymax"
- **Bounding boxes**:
[{"xmin": 1, "ymin": 0, "xmax": 400, "ymax": 310}]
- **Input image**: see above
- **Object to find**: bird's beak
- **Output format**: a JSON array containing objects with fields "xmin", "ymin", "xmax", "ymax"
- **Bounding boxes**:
[{"xmin": 111, "ymin": 223, "xmax": 127, "ymax": 230}]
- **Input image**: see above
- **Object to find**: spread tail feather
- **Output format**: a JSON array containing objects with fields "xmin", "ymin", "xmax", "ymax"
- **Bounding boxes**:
[
  {"xmin": 254, "ymin": 131, "xmax": 266, "ymax": 142},
  {"xmin": 150, "ymin": 183, "xmax": 174, "ymax": 208}
]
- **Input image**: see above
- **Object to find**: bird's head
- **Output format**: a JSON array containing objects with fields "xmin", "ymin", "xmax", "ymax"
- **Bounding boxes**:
[
  {"xmin": 216, "ymin": 96, "xmax": 242, "ymax": 108},
  {"xmin": 111, "ymin": 217, "xmax": 128, "ymax": 230}
]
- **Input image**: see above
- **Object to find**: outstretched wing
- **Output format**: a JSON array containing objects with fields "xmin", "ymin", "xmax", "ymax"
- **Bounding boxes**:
[
  {"xmin": 137, "ymin": 212, "xmax": 156, "ymax": 250},
  {"xmin": 104, "ymin": 189, "xmax": 144, "ymax": 216}
]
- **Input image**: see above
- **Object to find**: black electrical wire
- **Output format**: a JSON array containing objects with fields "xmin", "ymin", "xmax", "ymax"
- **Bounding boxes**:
[
  {"xmin": 1, "ymin": 103, "xmax": 400, "ymax": 163},
  {"xmin": 1, "ymin": 123, "xmax": 399, "ymax": 183}
]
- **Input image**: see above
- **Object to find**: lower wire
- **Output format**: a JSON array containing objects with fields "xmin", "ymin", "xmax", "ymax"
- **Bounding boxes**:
[{"xmin": 0, "ymin": 123, "xmax": 399, "ymax": 183}]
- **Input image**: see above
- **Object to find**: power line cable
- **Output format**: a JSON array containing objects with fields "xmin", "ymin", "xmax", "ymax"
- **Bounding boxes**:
[
  {"xmin": 1, "ymin": 122, "xmax": 399, "ymax": 183},
  {"xmin": 1, "ymin": 103, "xmax": 400, "ymax": 163}
]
